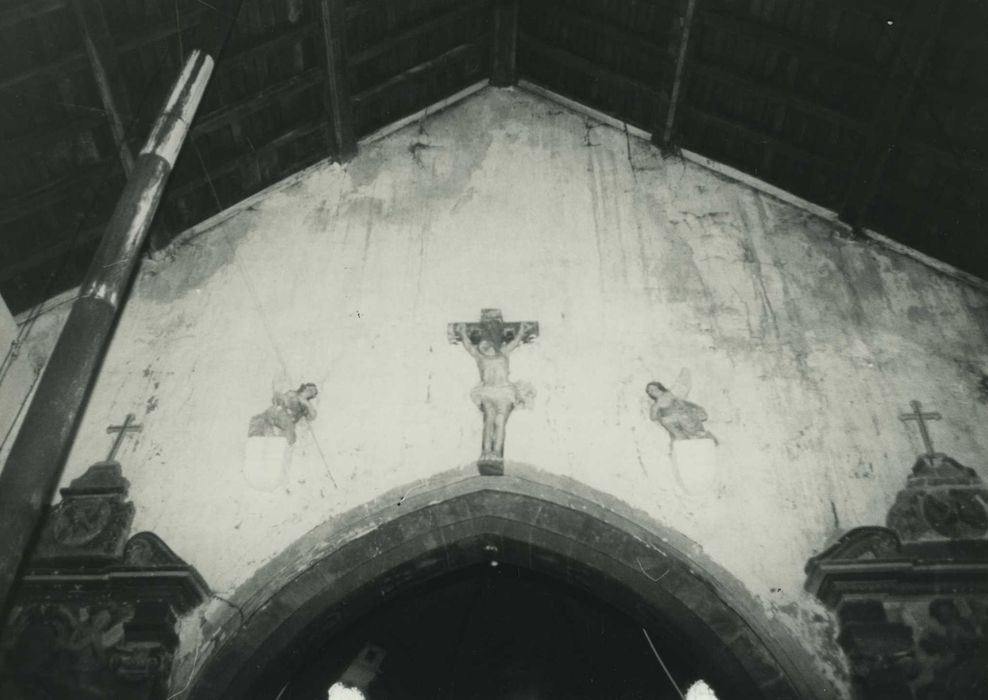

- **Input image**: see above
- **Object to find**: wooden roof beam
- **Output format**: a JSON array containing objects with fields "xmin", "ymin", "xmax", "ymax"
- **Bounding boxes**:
[
  {"xmin": 352, "ymin": 39, "xmax": 491, "ymax": 107},
  {"xmin": 491, "ymin": 0, "xmax": 519, "ymax": 87},
  {"xmin": 839, "ymin": 0, "xmax": 952, "ymax": 230},
  {"xmin": 656, "ymin": 0, "xmax": 698, "ymax": 150},
  {"xmin": 0, "ymin": 0, "xmax": 66, "ymax": 31},
  {"xmin": 192, "ymin": 68, "xmax": 324, "ymax": 135},
  {"xmin": 348, "ymin": 0, "xmax": 488, "ymax": 67},
  {"xmin": 697, "ymin": 9, "xmax": 878, "ymax": 82},
  {"xmin": 517, "ymin": 33, "xmax": 667, "ymax": 105},
  {"xmin": 168, "ymin": 120, "xmax": 325, "ymax": 202},
  {"xmin": 71, "ymin": 0, "xmax": 135, "ymax": 175},
  {"xmin": 0, "ymin": 160, "xmax": 116, "ymax": 226},
  {"xmin": 319, "ymin": 0, "xmax": 356, "ymax": 160}
]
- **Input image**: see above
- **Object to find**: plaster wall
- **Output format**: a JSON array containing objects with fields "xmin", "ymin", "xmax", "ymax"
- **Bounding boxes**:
[{"xmin": 3, "ymin": 88, "xmax": 988, "ymax": 693}]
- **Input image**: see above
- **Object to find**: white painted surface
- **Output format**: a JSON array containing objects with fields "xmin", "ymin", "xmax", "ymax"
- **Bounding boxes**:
[{"xmin": 5, "ymin": 88, "xmax": 988, "ymax": 693}]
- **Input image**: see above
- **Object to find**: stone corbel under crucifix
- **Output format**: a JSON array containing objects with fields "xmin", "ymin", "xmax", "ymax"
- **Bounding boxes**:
[{"xmin": 449, "ymin": 309, "xmax": 539, "ymax": 476}]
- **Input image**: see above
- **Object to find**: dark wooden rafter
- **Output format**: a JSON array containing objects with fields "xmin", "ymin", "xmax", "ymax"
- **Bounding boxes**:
[
  {"xmin": 0, "ymin": 0, "xmax": 66, "ymax": 31},
  {"xmin": 533, "ymin": 1, "xmax": 671, "ymax": 64},
  {"xmin": 691, "ymin": 61, "xmax": 866, "ymax": 134},
  {"xmin": 697, "ymin": 9, "xmax": 878, "ymax": 82},
  {"xmin": 352, "ymin": 39, "xmax": 490, "ymax": 106},
  {"xmin": 349, "ymin": 0, "xmax": 488, "ymax": 67},
  {"xmin": 0, "ymin": 224, "xmax": 105, "ymax": 283},
  {"xmin": 657, "ymin": 0, "xmax": 699, "ymax": 149},
  {"xmin": 685, "ymin": 106, "xmax": 847, "ymax": 175},
  {"xmin": 0, "ymin": 160, "xmax": 116, "ymax": 226},
  {"xmin": 491, "ymin": 0, "xmax": 519, "ymax": 87},
  {"xmin": 192, "ymin": 68, "xmax": 324, "ymax": 135},
  {"xmin": 319, "ymin": 0, "xmax": 357, "ymax": 160},
  {"xmin": 168, "ymin": 121, "xmax": 325, "ymax": 203},
  {"xmin": 517, "ymin": 33, "xmax": 667, "ymax": 104},
  {"xmin": 70, "ymin": 0, "xmax": 135, "ymax": 175},
  {"xmin": 839, "ymin": 0, "xmax": 952, "ymax": 230}
]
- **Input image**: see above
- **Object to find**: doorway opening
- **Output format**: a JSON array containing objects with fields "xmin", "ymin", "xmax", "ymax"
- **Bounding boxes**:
[
  {"xmin": 282, "ymin": 563, "xmax": 715, "ymax": 699},
  {"xmin": 185, "ymin": 473, "xmax": 819, "ymax": 700}
]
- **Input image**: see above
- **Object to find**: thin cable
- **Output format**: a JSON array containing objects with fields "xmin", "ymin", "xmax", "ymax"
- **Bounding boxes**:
[{"xmin": 642, "ymin": 627, "xmax": 686, "ymax": 700}]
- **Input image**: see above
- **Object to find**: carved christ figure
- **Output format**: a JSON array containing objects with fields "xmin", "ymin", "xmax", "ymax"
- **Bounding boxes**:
[{"xmin": 455, "ymin": 321, "xmax": 537, "ymax": 467}]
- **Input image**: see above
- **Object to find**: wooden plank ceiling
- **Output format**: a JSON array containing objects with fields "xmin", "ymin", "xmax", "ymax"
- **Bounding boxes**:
[{"xmin": 0, "ymin": 0, "xmax": 985, "ymax": 313}]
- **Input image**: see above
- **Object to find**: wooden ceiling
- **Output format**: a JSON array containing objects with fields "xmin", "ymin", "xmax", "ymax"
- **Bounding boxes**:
[{"xmin": 0, "ymin": 0, "xmax": 985, "ymax": 313}]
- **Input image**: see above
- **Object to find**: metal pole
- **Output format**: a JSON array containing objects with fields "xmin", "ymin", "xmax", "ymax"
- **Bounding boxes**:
[{"xmin": 0, "ymin": 49, "xmax": 215, "ymax": 623}]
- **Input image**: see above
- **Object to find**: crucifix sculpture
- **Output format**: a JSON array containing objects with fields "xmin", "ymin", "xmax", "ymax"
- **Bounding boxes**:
[
  {"xmin": 105, "ymin": 413, "xmax": 143, "ymax": 462},
  {"xmin": 449, "ymin": 309, "xmax": 539, "ymax": 475},
  {"xmin": 899, "ymin": 400, "xmax": 942, "ymax": 457}
]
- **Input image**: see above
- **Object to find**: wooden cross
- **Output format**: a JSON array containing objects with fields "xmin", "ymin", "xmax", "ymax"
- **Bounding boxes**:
[
  {"xmin": 105, "ymin": 413, "xmax": 143, "ymax": 462},
  {"xmin": 447, "ymin": 308, "xmax": 539, "ymax": 349},
  {"xmin": 899, "ymin": 400, "xmax": 942, "ymax": 457}
]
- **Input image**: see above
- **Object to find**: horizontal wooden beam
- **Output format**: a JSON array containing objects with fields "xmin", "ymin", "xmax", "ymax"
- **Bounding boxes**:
[
  {"xmin": 839, "ymin": 0, "xmax": 951, "ymax": 228},
  {"xmin": 691, "ymin": 59, "xmax": 866, "ymax": 134},
  {"xmin": 0, "ymin": 0, "xmax": 66, "ymax": 30},
  {"xmin": 192, "ymin": 68, "xmax": 324, "ymax": 135},
  {"xmin": 517, "ymin": 32, "xmax": 668, "ymax": 104},
  {"xmin": 0, "ymin": 160, "xmax": 117, "ymax": 225},
  {"xmin": 349, "ymin": 0, "xmax": 488, "ymax": 67},
  {"xmin": 0, "ymin": 115, "xmax": 105, "ymax": 158},
  {"xmin": 526, "ymin": 0, "xmax": 671, "ymax": 65},
  {"xmin": 697, "ymin": 9, "xmax": 881, "ymax": 83},
  {"xmin": 0, "ymin": 50, "xmax": 87, "ymax": 92},
  {"xmin": 684, "ymin": 105, "xmax": 848, "ymax": 175},
  {"xmin": 0, "ymin": 7, "xmax": 209, "ymax": 93},
  {"xmin": 0, "ymin": 223, "xmax": 105, "ymax": 283},
  {"xmin": 167, "ymin": 120, "xmax": 325, "ymax": 202},
  {"xmin": 352, "ymin": 38, "xmax": 492, "ymax": 105}
]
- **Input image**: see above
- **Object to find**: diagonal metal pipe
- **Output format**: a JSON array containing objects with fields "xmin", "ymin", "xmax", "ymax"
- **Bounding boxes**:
[{"xmin": 0, "ymin": 1, "xmax": 243, "ymax": 625}]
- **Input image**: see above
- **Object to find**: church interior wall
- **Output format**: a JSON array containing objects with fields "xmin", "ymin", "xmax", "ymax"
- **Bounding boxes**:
[{"xmin": 2, "ymin": 87, "xmax": 987, "ymax": 697}]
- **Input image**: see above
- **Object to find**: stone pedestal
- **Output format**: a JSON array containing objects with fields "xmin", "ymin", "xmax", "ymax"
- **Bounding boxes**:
[
  {"xmin": 671, "ymin": 438, "xmax": 717, "ymax": 495},
  {"xmin": 243, "ymin": 436, "xmax": 292, "ymax": 491},
  {"xmin": 805, "ymin": 453, "xmax": 988, "ymax": 700},
  {"xmin": 0, "ymin": 461, "xmax": 208, "ymax": 700}
]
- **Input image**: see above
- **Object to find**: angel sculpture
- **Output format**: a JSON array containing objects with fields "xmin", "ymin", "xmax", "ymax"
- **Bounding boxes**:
[
  {"xmin": 646, "ymin": 369, "xmax": 717, "ymax": 443},
  {"xmin": 248, "ymin": 383, "xmax": 318, "ymax": 445}
]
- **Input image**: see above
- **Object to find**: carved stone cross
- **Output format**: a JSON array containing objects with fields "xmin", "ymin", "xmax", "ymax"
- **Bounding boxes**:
[
  {"xmin": 899, "ymin": 400, "xmax": 942, "ymax": 457},
  {"xmin": 449, "ymin": 309, "xmax": 539, "ymax": 475},
  {"xmin": 105, "ymin": 413, "xmax": 143, "ymax": 462}
]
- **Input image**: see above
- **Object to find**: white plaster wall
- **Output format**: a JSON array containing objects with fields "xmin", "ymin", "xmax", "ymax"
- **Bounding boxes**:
[{"xmin": 5, "ymin": 88, "xmax": 988, "ymax": 690}]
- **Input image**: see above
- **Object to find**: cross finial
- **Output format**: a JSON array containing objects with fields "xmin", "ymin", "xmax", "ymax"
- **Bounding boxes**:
[
  {"xmin": 899, "ymin": 400, "xmax": 942, "ymax": 457},
  {"xmin": 105, "ymin": 413, "xmax": 143, "ymax": 462}
]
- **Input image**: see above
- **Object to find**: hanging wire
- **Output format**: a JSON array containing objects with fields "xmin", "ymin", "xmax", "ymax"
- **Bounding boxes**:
[{"xmin": 642, "ymin": 627, "xmax": 686, "ymax": 700}]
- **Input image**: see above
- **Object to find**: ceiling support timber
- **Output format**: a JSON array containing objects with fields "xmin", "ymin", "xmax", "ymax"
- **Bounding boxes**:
[
  {"xmin": 0, "ymin": 0, "xmax": 66, "ymax": 31},
  {"xmin": 655, "ymin": 0, "xmax": 699, "ymax": 150},
  {"xmin": 0, "ymin": 0, "xmax": 246, "ymax": 628},
  {"xmin": 491, "ymin": 0, "xmax": 519, "ymax": 87},
  {"xmin": 319, "ymin": 0, "xmax": 357, "ymax": 161},
  {"xmin": 839, "ymin": 0, "xmax": 952, "ymax": 231},
  {"xmin": 70, "ymin": 0, "xmax": 135, "ymax": 175}
]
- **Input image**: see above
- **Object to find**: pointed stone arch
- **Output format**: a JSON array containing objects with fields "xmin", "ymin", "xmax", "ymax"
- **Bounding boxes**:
[{"xmin": 184, "ymin": 468, "xmax": 826, "ymax": 699}]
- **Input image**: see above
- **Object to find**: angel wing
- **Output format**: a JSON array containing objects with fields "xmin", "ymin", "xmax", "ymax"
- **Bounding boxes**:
[{"xmin": 670, "ymin": 367, "xmax": 691, "ymax": 398}]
